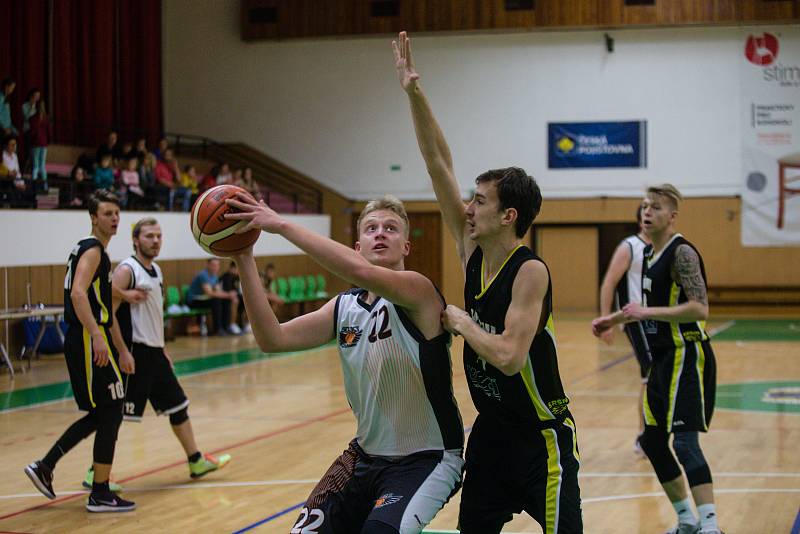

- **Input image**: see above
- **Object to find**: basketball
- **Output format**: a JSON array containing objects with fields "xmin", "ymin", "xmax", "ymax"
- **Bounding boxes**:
[{"xmin": 190, "ymin": 184, "xmax": 260, "ymax": 256}]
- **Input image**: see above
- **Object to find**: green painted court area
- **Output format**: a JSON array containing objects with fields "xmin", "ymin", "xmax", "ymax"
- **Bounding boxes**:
[
  {"xmin": 716, "ymin": 381, "xmax": 800, "ymax": 414},
  {"xmin": 0, "ymin": 343, "xmax": 333, "ymax": 413},
  {"xmin": 711, "ymin": 319, "xmax": 800, "ymax": 342}
]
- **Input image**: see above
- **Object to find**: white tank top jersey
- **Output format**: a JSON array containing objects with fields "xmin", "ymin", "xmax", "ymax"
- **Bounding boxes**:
[
  {"xmin": 621, "ymin": 234, "xmax": 648, "ymax": 307},
  {"xmin": 119, "ymin": 256, "xmax": 165, "ymax": 348},
  {"xmin": 334, "ymin": 289, "xmax": 464, "ymax": 458}
]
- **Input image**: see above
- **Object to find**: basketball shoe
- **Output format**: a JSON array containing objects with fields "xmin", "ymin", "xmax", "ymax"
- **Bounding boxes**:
[
  {"xmin": 189, "ymin": 453, "xmax": 231, "ymax": 478},
  {"xmin": 24, "ymin": 461, "xmax": 55, "ymax": 499}
]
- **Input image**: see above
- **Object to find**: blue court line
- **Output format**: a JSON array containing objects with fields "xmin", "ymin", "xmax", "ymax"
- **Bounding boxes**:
[
  {"xmin": 232, "ymin": 425, "xmax": 474, "ymax": 532},
  {"xmin": 791, "ymin": 506, "xmax": 800, "ymax": 534},
  {"xmin": 598, "ymin": 351, "xmax": 634, "ymax": 371},
  {"xmin": 231, "ymin": 501, "xmax": 305, "ymax": 534}
]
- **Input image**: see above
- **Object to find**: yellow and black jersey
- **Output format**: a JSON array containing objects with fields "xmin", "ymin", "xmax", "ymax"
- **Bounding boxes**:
[
  {"xmin": 642, "ymin": 234, "xmax": 710, "ymax": 350},
  {"xmin": 63, "ymin": 237, "xmax": 113, "ymax": 328},
  {"xmin": 463, "ymin": 245, "xmax": 570, "ymax": 427}
]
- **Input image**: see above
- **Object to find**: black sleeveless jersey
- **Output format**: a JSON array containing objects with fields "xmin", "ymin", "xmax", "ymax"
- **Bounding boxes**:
[
  {"xmin": 64, "ymin": 237, "xmax": 113, "ymax": 328},
  {"xmin": 463, "ymin": 245, "xmax": 570, "ymax": 427},
  {"xmin": 641, "ymin": 234, "xmax": 710, "ymax": 350}
]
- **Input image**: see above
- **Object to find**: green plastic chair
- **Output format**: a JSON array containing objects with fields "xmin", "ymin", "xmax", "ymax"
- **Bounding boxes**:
[
  {"xmin": 315, "ymin": 274, "xmax": 328, "ymax": 299},
  {"xmin": 181, "ymin": 284, "xmax": 191, "ymax": 304},
  {"xmin": 289, "ymin": 276, "xmax": 306, "ymax": 302},
  {"xmin": 166, "ymin": 286, "xmax": 181, "ymax": 307},
  {"xmin": 275, "ymin": 277, "xmax": 290, "ymax": 302},
  {"xmin": 305, "ymin": 275, "xmax": 317, "ymax": 300}
]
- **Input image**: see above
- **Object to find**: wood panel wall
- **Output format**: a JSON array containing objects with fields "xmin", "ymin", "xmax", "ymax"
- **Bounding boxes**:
[{"xmin": 241, "ymin": 0, "xmax": 799, "ymax": 41}]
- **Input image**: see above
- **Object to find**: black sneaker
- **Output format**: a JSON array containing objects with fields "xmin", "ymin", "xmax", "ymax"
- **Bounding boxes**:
[
  {"xmin": 24, "ymin": 461, "xmax": 55, "ymax": 500},
  {"xmin": 86, "ymin": 491, "xmax": 136, "ymax": 513}
]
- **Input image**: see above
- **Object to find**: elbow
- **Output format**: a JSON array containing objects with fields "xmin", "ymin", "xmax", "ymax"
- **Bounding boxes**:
[
  {"xmin": 696, "ymin": 303, "xmax": 709, "ymax": 321},
  {"xmin": 498, "ymin": 352, "xmax": 526, "ymax": 376}
]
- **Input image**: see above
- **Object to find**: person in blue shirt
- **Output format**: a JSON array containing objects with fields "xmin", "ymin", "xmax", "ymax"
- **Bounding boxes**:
[
  {"xmin": 186, "ymin": 258, "xmax": 240, "ymax": 336},
  {"xmin": 0, "ymin": 78, "xmax": 17, "ymax": 136}
]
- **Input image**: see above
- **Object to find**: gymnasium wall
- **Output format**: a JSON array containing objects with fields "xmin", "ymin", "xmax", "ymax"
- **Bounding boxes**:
[{"xmin": 162, "ymin": 2, "xmax": 798, "ymax": 201}]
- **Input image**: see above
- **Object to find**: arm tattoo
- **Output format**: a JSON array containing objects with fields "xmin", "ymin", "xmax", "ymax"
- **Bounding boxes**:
[{"xmin": 671, "ymin": 245, "xmax": 708, "ymax": 305}]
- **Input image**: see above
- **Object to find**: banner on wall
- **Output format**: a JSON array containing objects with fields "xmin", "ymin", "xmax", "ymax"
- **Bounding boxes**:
[
  {"xmin": 548, "ymin": 121, "xmax": 647, "ymax": 169},
  {"xmin": 741, "ymin": 27, "xmax": 800, "ymax": 246}
]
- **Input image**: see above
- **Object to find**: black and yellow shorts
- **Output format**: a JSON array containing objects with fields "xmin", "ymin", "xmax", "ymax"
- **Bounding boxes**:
[{"xmin": 64, "ymin": 325, "xmax": 124, "ymax": 412}]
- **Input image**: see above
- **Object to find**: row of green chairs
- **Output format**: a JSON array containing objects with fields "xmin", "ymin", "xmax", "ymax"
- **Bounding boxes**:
[{"xmin": 272, "ymin": 274, "xmax": 328, "ymax": 304}]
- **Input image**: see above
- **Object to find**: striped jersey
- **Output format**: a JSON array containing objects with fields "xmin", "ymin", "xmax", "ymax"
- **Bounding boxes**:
[
  {"xmin": 64, "ymin": 237, "xmax": 113, "ymax": 328},
  {"xmin": 116, "ymin": 256, "xmax": 165, "ymax": 348},
  {"xmin": 642, "ymin": 233, "xmax": 710, "ymax": 350},
  {"xmin": 463, "ymin": 245, "xmax": 570, "ymax": 427},
  {"xmin": 615, "ymin": 234, "xmax": 648, "ymax": 308},
  {"xmin": 334, "ymin": 288, "xmax": 464, "ymax": 456}
]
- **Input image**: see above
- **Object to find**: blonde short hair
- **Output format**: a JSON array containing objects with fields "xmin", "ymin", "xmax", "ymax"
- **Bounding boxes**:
[
  {"xmin": 646, "ymin": 183, "xmax": 683, "ymax": 211},
  {"xmin": 356, "ymin": 195, "xmax": 410, "ymax": 237}
]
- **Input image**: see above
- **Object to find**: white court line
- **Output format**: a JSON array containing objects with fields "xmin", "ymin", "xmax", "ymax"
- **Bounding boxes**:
[
  {"xmin": 4, "ymin": 474, "xmax": 800, "ymax": 501},
  {"xmin": 709, "ymin": 320, "xmax": 736, "ymax": 336}
]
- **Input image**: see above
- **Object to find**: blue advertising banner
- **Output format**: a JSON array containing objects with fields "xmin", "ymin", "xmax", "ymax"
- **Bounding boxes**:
[{"xmin": 548, "ymin": 121, "xmax": 647, "ymax": 169}]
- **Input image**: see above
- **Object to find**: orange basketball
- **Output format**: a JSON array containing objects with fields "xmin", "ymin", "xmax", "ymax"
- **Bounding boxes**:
[{"xmin": 190, "ymin": 184, "xmax": 260, "ymax": 256}]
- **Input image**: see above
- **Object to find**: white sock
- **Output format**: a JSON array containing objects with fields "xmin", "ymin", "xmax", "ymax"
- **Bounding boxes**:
[
  {"xmin": 672, "ymin": 497, "xmax": 697, "ymax": 524},
  {"xmin": 697, "ymin": 503, "xmax": 719, "ymax": 530}
]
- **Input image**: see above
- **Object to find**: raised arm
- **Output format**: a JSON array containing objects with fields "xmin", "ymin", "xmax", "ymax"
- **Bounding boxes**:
[
  {"xmin": 394, "ymin": 31, "xmax": 475, "ymax": 268},
  {"xmin": 226, "ymin": 195, "xmax": 443, "ymax": 331},
  {"xmin": 233, "ymin": 249, "xmax": 336, "ymax": 352},
  {"xmin": 442, "ymin": 260, "xmax": 547, "ymax": 376}
]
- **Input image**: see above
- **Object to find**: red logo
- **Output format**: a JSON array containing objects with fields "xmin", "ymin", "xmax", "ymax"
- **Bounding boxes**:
[{"xmin": 744, "ymin": 33, "xmax": 779, "ymax": 66}]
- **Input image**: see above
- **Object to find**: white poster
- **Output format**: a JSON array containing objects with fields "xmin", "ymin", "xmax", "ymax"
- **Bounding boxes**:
[{"xmin": 741, "ymin": 27, "xmax": 800, "ymax": 246}]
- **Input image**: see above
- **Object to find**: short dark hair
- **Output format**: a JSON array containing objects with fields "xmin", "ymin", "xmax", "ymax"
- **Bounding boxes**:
[
  {"xmin": 1, "ymin": 78, "xmax": 15, "ymax": 92},
  {"xmin": 87, "ymin": 189, "xmax": 120, "ymax": 215},
  {"xmin": 475, "ymin": 167, "xmax": 541, "ymax": 238},
  {"xmin": 3, "ymin": 135, "xmax": 17, "ymax": 149}
]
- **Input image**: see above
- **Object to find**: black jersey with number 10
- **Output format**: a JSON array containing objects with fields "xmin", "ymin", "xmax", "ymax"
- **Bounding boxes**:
[{"xmin": 63, "ymin": 237, "xmax": 113, "ymax": 328}]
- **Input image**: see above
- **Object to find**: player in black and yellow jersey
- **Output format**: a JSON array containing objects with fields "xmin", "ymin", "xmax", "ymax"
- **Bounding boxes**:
[
  {"xmin": 24, "ymin": 190, "xmax": 136, "ymax": 513},
  {"xmin": 593, "ymin": 184, "xmax": 722, "ymax": 534},
  {"xmin": 395, "ymin": 32, "xmax": 582, "ymax": 534}
]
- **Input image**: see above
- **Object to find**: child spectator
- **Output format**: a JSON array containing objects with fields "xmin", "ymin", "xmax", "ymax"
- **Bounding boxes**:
[
  {"xmin": 94, "ymin": 154, "xmax": 114, "ymax": 190},
  {"xmin": 29, "ymin": 101, "xmax": 51, "ymax": 190},
  {"xmin": 180, "ymin": 164, "xmax": 200, "ymax": 205},
  {"xmin": 121, "ymin": 157, "xmax": 144, "ymax": 208},
  {"xmin": 69, "ymin": 165, "xmax": 93, "ymax": 207}
]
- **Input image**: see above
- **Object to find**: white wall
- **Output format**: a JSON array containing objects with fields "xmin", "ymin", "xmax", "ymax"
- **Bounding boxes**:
[
  {"xmin": 0, "ymin": 210, "xmax": 330, "ymax": 267},
  {"xmin": 163, "ymin": 1, "xmax": 790, "ymax": 200}
]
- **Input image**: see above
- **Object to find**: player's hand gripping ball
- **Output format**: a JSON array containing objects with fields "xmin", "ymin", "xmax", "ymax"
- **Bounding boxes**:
[{"xmin": 190, "ymin": 184, "xmax": 260, "ymax": 256}]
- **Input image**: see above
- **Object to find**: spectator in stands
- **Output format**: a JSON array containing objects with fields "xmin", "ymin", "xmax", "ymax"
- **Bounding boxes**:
[
  {"xmin": 186, "ymin": 258, "xmax": 240, "ymax": 336},
  {"xmin": 241, "ymin": 167, "xmax": 260, "ymax": 198},
  {"xmin": 119, "ymin": 140, "xmax": 135, "ymax": 163},
  {"xmin": 154, "ymin": 148, "xmax": 189, "ymax": 211},
  {"xmin": 199, "ymin": 164, "xmax": 218, "ymax": 192},
  {"xmin": 69, "ymin": 165, "xmax": 93, "ymax": 207},
  {"xmin": 140, "ymin": 152, "xmax": 157, "ymax": 205},
  {"xmin": 96, "ymin": 131, "xmax": 119, "ymax": 164},
  {"xmin": 1, "ymin": 136, "xmax": 33, "ymax": 207},
  {"xmin": 153, "ymin": 137, "xmax": 169, "ymax": 161},
  {"xmin": 121, "ymin": 157, "xmax": 145, "ymax": 209},
  {"xmin": 232, "ymin": 168, "xmax": 243, "ymax": 188},
  {"xmin": 94, "ymin": 154, "xmax": 115, "ymax": 190},
  {"xmin": 216, "ymin": 163, "xmax": 232, "ymax": 185},
  {"xmin": 0, "ymin": 78, "xmax": 17, "ymax": 136},
  {"xmin": 21, "ymin": 87, "xmax": 41, "ymax": 167},
  {"xmin": 262, "ymin": 262, "xmax": 284, "ymax": 313},
  {"xmin": 220, "ymin": 261, "xmax": 247, "ymax": 334},
  {"xmin": 28, "ymin": 101, "xmax": 51, "ymax": 190},
  {"xmin": 180, "ymin": 164, "xmax": 200, "ymax": 206},
  {"xmin": 2, "ymin": 136, "xmax": 21, "ymax": 178},
  {"xmin": 134, "ymin": 137, "xmax": 148, "ymax": 164}
]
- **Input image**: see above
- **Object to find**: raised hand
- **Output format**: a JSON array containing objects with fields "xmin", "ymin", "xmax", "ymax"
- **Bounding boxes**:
[
  {"xmin": 392, "ymin": 31, "xmax": 420, "ymax": 94},
  {"xmin": 225, "ymin": 193, "xmax": 285, "ymax": 234}
]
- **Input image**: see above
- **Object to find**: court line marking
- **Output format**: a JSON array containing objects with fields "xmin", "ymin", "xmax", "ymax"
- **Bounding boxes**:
[
  {"xmin": 232, "ymin": 501, "xmax": 304, "ymax": 534},
  {"xmin": 0, "ymin": 407, "xmax": 350, "ymax": 521},
  {"xmin": 792, "ymin": 506, "xmax": 800, "ymax": 534}
]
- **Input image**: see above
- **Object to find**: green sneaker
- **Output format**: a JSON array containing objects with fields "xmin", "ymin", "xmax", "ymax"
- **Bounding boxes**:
[
  {"xmin": 82, "ymin": 468, "xmax": 123, "ymax": 493},
  {"xmin": 189, "ymin": 453, "xmax": 231, "ymax": 479}
]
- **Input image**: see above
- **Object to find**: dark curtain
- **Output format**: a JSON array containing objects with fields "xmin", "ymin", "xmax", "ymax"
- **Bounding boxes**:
[
  {"xmin": 46, "ymin": 0, "xmax": 162, "ymax": 147},
  {"xmin": 0, "ymin": 0, "xmax": 49, "ymax": 135}
]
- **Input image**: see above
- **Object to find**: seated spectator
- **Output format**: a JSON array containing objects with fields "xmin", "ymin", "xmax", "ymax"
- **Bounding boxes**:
[
  {"xmin": 241, "ymin": 167, "xmax": 260, "ymax": 198},
  {"xmin": 69, "ymin": 165, "xmax": 93, "ymax": 207},
  {"xmin": 0, "ymin": 79, "xmax": 17, "ymax": 136},
  {"xmin": 199, "ymin": 164, "xmax": 219, "ymax": 192},
  {"xmin": 186, "ymin": 258, "xmax": 240, "ymax": 336},
  {"xmin": 121, "ymin": 157, "xmax": 145, "ymax": 209},
  {"xmin": 94, "ymin": 154, "xmax": 115, "ymax": 190},
  {"xmin": 216, "ymin": 163, "xmax": 232, "ymax": 185},
  {"xmin": 119, "ymin": 140, "xmax": 135, "ymax": 163},
  {"xmin": 220, "ymin": 261, "xmax": 247, "ymax": 334},
  {"xmin": 96, "ymin": 130, "xmax": 119, "ymax": 164},
  {"xmin": 180, "ymin": 164, "xmax": 200, "ymax": 206},
  {"xmin": 134, "ymin": 137, "xmax": 148, "ymax": 164},
  {"xmin": 153, "ymin": 137, "xmax": 169, "ymax": 161},
  {"xmin": 1, "ymin": 136, "xmax": 33, "ymax": 207},
  {"xmin": 154, "ymin": 148, "xmax": 190, "ymax": 211},
  {"xmin": 28, "ymin": 101, "xmax": 51, "ymax": 190},
  {"xmin": 2, "ymin": 135, "xmax": 20, "ymax": 178}
]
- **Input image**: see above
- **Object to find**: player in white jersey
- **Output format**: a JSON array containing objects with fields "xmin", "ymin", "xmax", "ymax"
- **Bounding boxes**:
[
  {"xmin": 82, "ymin": 217, "xmax": 230, "ymax": 489},
  {"xmin": 598, "ymin": 206, "xmax": 652, "ymax": 455},
  {"xmin": 227, "ymin": 195, "xmax": 464, "ymax": 534}
]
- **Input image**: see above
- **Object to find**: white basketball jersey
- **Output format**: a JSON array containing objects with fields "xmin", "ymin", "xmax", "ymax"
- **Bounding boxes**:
[
  {"xmin": 617, "ymin": 234, "xmax": 648, "ymax": 307},
  {"xmin": 119, "ymin": 257, "xmax": 165, "ymax": 348},
  {"xmin": 335, "ymin": 289, "xmax": 464, "ymax": 457}
]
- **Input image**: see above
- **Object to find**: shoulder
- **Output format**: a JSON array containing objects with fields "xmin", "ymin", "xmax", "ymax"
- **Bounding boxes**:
[{"xmin": 513, "ymin": 259, "xmax": 549, "ymax": 296}]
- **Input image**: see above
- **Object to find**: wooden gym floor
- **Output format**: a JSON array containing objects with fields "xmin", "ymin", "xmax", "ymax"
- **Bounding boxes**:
[{"xmin": 0, "ymin": 316, "xmax": 798, "ymax": 533}]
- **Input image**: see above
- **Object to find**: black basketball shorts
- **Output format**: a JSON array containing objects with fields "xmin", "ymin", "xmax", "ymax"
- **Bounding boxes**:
[
  {"xmin": 64, "ymin": 325, "xmax": 124, "ymax": 411},
  {"xmin": 122, "ymin": 342, "xmax": 188, "ymax": 421}
]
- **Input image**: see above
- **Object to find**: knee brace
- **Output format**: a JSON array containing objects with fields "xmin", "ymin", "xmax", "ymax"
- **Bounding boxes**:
[
  {"xmin": 639, "ymin": 426, "xmax": 682, "ymax": 483},
  {"xmin": 672, "ymin": 432, "xmax": 712, "ymax": 487},
  {"xmin": 169, "ymin": 407, "xmax": 189, "ymax": 426},
  {"xmin": 92, "ymin": 404, "xmax": 123, "ymax": 464}
]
